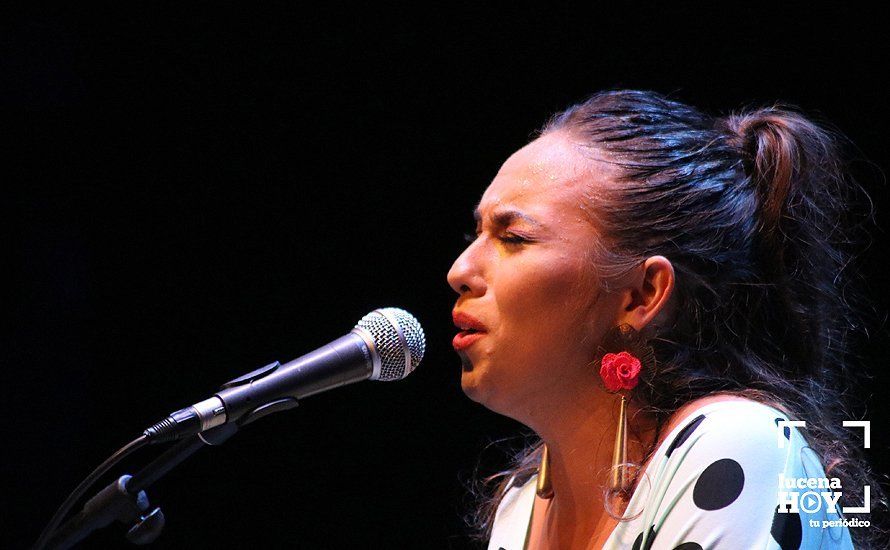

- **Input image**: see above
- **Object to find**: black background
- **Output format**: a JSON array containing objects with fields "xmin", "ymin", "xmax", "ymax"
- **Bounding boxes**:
[{"xmin": 5, "ymin": 4, "xmax": 889, "ymax": 549}]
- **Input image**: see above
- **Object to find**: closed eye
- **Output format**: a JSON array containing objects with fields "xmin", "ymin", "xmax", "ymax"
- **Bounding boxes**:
[
  {"xmin": 499, "ymin": 233, "xmax": 529, "ymax": 245},
  {"xmin": 463, "ymin": 231, "xmax": 532, "ymax": 246}
]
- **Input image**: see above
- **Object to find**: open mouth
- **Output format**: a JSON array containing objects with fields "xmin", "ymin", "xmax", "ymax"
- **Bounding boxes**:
[
  {"xmin": 452, "ymin": 330, "xmax": 485, "ymax": 351},
  {"xmin": 452, "ymin": 311, "xmax": 487, "ymax": 351}
]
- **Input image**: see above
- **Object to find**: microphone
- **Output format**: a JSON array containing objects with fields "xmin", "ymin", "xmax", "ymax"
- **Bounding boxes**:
[{"xmin": 143, "ymin": 307, "xmax": 425, "ymax": 443}]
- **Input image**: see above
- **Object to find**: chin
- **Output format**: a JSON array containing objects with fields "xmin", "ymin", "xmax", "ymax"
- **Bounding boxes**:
[
  {"xmin": 460, "ymin": 369, "xmax": 515, "ymax": 420},
  {"xmin": 460, "ymin": 370, "xmax": 483, "ymax": 401},
  {"xmin": 460, "ymin": 368, "xmax": 495, "ymax": 407}
]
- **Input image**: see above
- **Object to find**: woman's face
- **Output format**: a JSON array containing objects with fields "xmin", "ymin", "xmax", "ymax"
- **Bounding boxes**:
[{"xmin": 447, "ymin": 131, "xmax": 626, "ymax": 421}]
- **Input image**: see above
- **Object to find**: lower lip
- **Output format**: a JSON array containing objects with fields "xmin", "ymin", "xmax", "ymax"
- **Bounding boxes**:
[{"xmin": 452, "ymin": 331, "xmax": 485, "ymax": 351}]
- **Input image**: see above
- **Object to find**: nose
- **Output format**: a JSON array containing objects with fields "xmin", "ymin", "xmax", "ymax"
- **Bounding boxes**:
[{"xmin": 447, "ymin": 240, "xmax": 487, "ymax": 297}]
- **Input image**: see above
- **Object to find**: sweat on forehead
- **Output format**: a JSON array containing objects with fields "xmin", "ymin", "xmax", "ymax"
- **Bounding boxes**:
[
  {"xmin": 476, "ymin": 133, "xmax": 616, "ymax": 227},
  {"xmin": 500, "ymin": 132, "xmax": 587, "ymax": 183}
]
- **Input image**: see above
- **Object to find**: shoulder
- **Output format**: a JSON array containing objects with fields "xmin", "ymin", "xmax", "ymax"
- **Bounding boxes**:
[
  {"xmin": 663, "ymin": 393, "xmax": 792, "ymax": 432},
  {"xmin": 654, "ymin": 394, "xmax": 798, "ymax": 464},
  {"xmin": 645, "ymin": 396, "xmax": 799, "ymax": 506}
]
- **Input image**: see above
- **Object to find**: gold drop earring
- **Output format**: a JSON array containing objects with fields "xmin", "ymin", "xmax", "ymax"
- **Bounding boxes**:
[
  {"xmin": 597, "ymin": 324, "xmax": 655, "ymax": 494},
  {"xmin": 610, "ymin": 394, "xmax": 629, "ymax": 492},
  {"xmin": 536, "ymin": 444, "xmax": 553, "ymax": 499}
]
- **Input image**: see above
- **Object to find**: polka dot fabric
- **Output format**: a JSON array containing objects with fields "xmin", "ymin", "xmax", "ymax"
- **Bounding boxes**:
[{"xmin": 487, "ymin": 400, "xmax": 855, "ymax": 549}]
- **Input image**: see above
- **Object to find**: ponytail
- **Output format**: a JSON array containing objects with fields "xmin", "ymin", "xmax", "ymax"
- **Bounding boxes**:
[
  {"xmin": 723, "ymin": 106, "xmax": 850, "ymax": 247},
  {"xmin": 719, "ymin": 105, "xmax": 872, "ymax": 378}
]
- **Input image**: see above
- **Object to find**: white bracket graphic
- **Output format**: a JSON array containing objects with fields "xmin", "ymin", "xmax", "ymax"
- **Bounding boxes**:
[
  {"xmin": 843, "ymin": 485, "xmax": 871, "ymax": 514},
  {"xmin": 842, "ymin": 420, "xmax": 870, "ymax": 448}
]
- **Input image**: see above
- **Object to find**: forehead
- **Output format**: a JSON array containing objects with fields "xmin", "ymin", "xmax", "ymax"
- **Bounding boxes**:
[{"xmin": 477, "ymin": 132, "xmax": 604, "ymax": 221}]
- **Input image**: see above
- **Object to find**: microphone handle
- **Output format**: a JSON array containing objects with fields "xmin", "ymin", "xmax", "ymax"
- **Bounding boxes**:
[
  {"xmin": 218, "ymin": 332, "xmax": 373, "ymax": 421},
  {"xmin": 145, "ymin": 332, "xmax": 373, "ymax": 442}
]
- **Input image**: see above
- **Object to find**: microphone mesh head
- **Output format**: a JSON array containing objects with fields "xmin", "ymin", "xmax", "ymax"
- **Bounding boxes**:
[{"xmin": 354, "ymin": 308, "xmax": 426, "ymax": 381}]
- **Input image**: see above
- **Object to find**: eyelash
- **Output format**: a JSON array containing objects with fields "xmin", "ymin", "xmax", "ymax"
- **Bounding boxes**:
[{"xmin": 463, "ymin": 232, "xmax": 529, "ymax": 245}]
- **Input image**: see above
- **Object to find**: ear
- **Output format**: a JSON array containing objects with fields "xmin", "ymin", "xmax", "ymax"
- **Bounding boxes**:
[{"xmin": 616, "ymin": 256, "xmax": 675, "ymax": 331}]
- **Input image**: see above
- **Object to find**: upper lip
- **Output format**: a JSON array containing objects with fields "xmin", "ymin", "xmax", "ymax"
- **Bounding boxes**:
[{"xmin": 452, "ymin": 310, "xmax": 487, "ymax": 332}]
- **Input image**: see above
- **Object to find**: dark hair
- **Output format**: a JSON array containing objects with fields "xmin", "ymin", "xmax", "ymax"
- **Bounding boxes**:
[{"xmin": 467, "ymin": 89, "xmax": 888, "ymax": 548}]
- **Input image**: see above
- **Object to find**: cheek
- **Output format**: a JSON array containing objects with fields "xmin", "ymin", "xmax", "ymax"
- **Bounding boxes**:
[
  {"xmin": 490, "ymin": 259, "xmax": 603, "ymax": 387},
  {"xmin": 497, "ymin": 256, "xmax": 592, "ymax": 331}
]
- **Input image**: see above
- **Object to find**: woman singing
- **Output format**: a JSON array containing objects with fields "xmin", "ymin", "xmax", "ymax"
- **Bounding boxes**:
[{"xmin": 447, "ymin": 90, "xmax": 886, "ymax": 549}]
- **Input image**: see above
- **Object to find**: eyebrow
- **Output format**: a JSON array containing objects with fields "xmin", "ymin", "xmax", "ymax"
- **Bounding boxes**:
[{"xmin": 472, "ymin": 207, "xmax": 543, "ymax": 228}]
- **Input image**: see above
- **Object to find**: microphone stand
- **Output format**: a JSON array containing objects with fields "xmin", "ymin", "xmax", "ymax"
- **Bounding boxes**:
[{"xmin": 46, "ymin": 423, "xmax": 239, "ymax": 549}]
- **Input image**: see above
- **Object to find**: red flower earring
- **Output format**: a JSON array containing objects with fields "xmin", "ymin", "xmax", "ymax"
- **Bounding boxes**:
[{"xmin": 599, "ymin": 351, "xmax": 643, "ymax": 391}]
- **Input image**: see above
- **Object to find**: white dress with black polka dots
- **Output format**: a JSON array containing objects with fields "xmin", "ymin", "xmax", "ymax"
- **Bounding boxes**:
[{"xmin": 488, "ymin": 400, "xmax": 856, "ymax": 549}]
